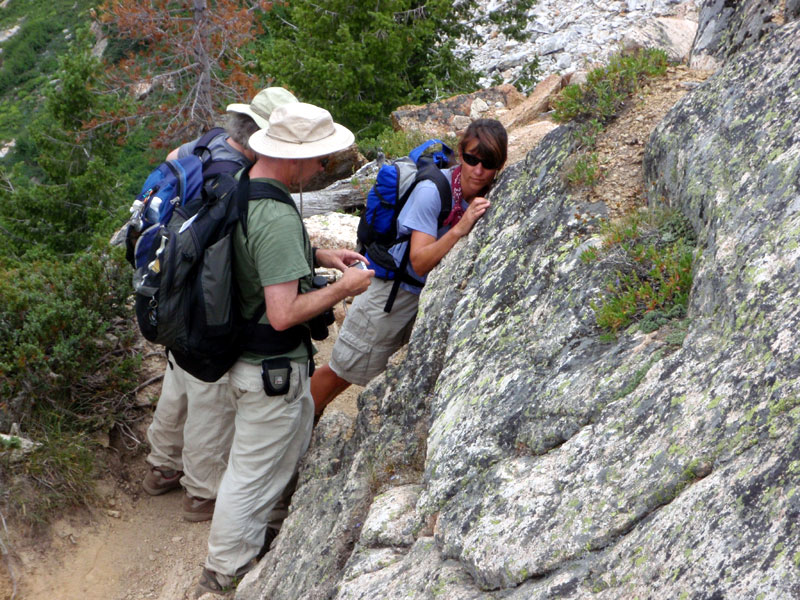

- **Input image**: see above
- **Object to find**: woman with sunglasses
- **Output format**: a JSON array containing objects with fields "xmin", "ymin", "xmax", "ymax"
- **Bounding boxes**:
[{"xmin": 311, "ymin": 118, "xmax": 508, "ymax": 414}]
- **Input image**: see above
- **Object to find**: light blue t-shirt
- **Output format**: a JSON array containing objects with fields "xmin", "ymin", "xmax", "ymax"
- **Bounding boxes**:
[{"xmin": 388, "ymin": 168, "xmax": 467, "ymax": 295}]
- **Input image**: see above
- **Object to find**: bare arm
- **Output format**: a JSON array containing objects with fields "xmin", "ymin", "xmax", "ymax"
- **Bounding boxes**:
[
  {"xmin": 166, "ymin": 147, "xmax": 179, "ymax": 160},
  {"xmin": 264, "ymin": 266, "xmax": 373, "ymax": 331},
  {"xmin": 409, "ymin": 197, "xmax": 491, "ymax": 276}
]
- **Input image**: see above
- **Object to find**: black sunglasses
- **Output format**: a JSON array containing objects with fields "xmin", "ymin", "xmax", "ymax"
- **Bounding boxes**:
[{"xmin": 461, "ymin": 152, "xmax": 499, "ymax": 170}]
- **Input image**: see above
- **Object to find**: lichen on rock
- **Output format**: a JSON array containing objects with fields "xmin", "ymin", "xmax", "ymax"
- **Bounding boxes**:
[{"xmin": 236, "ymin": 12, "xmax": 800, "ymax": 600}]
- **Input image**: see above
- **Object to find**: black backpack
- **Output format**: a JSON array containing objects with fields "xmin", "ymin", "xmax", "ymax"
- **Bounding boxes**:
[
  {"xmin": 131, "ymin": 170, "xmax": 252, "ymax": 381},
  {"xmin": 130, "ymin": 162, "xmax": 317, "ymax": 382}
]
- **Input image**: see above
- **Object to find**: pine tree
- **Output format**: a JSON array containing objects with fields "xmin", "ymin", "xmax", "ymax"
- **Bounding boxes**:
[
  {"xmin": 0, "ymin": 30, "xmax": 124, "ymax": 256},
  {"xmin": 256, "ymin": 0, "xmax": 537, "ymax": 137}
]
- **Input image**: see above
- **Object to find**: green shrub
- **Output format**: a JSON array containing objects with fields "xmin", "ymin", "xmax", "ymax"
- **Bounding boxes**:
[
  {"xmin": 0, "ymin": 241, "xmax": 139, "ymax": 526},
  {"xmin": 0, "ymin": 244, "xmax": 136, "ymax": 427},
  {"xmin": 553, "ymin": 48, "xmax": 670, "ymax": 189},
  {"xmin": 566, "ymin": 152, "xmax": 600, "ymax": 187},
  {"xmin": 584, "ymin": 207, "xmax": 696, "ymax": 335},
  {"xmin": 553, "ymin": 48, "xmax": 670, "ymax": 124},
  {"xmin": 358, "ymin": 129, "xmax": 459, "ymax": 161}
]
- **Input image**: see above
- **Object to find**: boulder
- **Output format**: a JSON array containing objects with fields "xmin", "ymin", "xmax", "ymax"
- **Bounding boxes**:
[
  {"xmin": 303, "ymin": 212, "xmax": 359, "ymax": 252},
  {"xmin": 303, "ymin": 145, "xmax": 366, "ymax": 192},
  {"xmin": 499, "ymin": 73, "xmax": 565, "ymax": 131},
  {"xmin": 390, "ymin": 85, "xmax": 525, "ymax": 136},
  {"xmin": 236, "ymin": 16, "xmax": 800, "ymax": 600},
  {"xmin": 690, "ymin": 0, "xmax": 800, "ymax": 68},
  {"xmin": 621, "ymin": 16, "xmax": 699, "ymax": 63}
]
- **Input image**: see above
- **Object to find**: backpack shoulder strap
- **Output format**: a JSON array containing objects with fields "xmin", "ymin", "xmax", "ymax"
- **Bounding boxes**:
[
  {"xmin": 194, "ymin": 127, "xmax": 244, "ymax": 179},
  {"xmin": 193, "ymin": 127, "xmax": 227, "ymax": 159},
  {"xmin": 383, "ymin": 162, "xmax": 452, "ymax": 314},
  {"xmin": 236, "ymin": 167, "xmax": 301, "ymax": 239},
  {"xmin": 233, "ymin": 167, "xmax": 314, "ymax": 366},
  {"xmin": 415, "ymin": 160, "xmax": 453, "ymax": 228}
]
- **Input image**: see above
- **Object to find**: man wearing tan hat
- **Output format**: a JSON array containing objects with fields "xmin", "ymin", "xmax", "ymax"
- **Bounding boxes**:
[
  {"xmin": 143, "ymin": 87, "xmax": 298, "ymax": 523},
  {"xmin": 195, "ymin": 102, "xmax": 373, "ymax": 597}
]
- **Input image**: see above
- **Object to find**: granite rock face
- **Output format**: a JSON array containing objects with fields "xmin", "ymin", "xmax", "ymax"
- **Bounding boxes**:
[
  {"xmin": 691, "ymin": 0, "xmax": 800, "ymax": 68},
  {"xmin": 237, "ymin": 7, "xmax": 800, "ymax": 600}
]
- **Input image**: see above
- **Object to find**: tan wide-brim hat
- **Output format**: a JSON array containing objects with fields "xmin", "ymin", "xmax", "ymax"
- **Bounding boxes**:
[
  {"xmin": 249, "ymin": 102, "xmax": 355, "ymax": 159},
  {"xmin": 226, "ymin": 87, "xmax": 298, "ymax": 129}
]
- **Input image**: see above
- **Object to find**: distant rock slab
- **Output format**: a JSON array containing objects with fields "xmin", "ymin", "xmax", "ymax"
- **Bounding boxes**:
[
  {"xmin": 622, "ymin": 16, "xmax": 698, "ymax": 63},
  {"xmin": 304, "ymin": 212, "xmax": 359, "ymax": 252},
  {"xmin": 390, "ymin": 84, "xmax": 525, "ymax": 136}
]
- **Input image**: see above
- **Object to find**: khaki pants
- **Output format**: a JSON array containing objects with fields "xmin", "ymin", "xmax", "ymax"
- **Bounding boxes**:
[
  {"xmin": 330, "ymin": 278, "xmax": 419, "ymax": 386},
  {"xmin": 205, "ymin": 359, "xmax": 314, "ymax": 576},
  {"xmin": 146, "ymin": 352, "xmax": 235, "ymax": 499}
]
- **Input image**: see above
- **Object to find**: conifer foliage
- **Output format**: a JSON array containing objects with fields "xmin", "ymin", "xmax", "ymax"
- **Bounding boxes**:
[{"xmin": 257, "ymin": 0, "xmax": 537, "ymax": 137}]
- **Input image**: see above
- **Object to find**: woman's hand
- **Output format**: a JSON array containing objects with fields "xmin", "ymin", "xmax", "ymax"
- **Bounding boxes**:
[{"xmin": 451, "ymin": 197, "xmax": 491, "ymax": 238}]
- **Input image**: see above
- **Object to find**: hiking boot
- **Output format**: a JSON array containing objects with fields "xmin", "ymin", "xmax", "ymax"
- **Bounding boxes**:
[
  {"xmin": 182, "ymin": 492, "xmax": 215, "ymax": 522},
  {"xmin": 142, "ymin": 466, "xmax": 183, "ymax": 496},
  {"xmin": 256, "ymin": 526, "xmax": 279, "ymax": 561},
  {"xmin": 194, "ymin": 568, "xmax": 239, "ymax": 598}
]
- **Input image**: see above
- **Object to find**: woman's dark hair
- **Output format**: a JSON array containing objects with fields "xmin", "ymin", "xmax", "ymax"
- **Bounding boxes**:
[
  {"xmin": 458, "ymin": 119, "xmax": 508, "ymax": 171},
  {"xmin": 226, "ymin": 112, "xmax": 260, "ymax": 149}
]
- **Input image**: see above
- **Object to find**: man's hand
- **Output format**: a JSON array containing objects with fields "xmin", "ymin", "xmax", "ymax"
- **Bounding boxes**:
[
  {"xmin": 451, "ymin": 196, "xmax": 491, "ymax": 238},
  {"xmin": 315, "ymin": 248, "xmax": 368, "ymax": 272},
  {"xmin": 338, "ymin": 263, "xmax": 374, "ymax": 296}
]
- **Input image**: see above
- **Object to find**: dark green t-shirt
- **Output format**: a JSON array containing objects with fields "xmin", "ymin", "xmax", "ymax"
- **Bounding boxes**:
[{"xmin": 233, "ymin": 177, "xmax": 314, "ymax": 364}]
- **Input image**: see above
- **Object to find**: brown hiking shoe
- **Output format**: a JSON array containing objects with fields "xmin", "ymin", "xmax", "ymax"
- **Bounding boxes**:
[
  {"xmin": 142, "ymin": 465, "xmax": 183, "ymax": 496},
  {"xmin": 194, "ymin": 567, "xmax": 240, "ymax": 598},
  {"xmin": 183, "ymin": 492, "xmax": 215, "ymax": 522}
]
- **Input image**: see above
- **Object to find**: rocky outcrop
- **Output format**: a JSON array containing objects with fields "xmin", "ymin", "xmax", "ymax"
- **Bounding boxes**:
[
  {"xmin": 390, "ymin": 85, "xmax": 525, "ymax": 136},
  {"xmin": 690, "ymin": 0, "xmax": 800, "ymax": 68},
  {"xmin": 468, "ymin": 0, "xmax": 699, "ymax": 87},
  {"xmin": 238, "ymin": 5, "xmax": 800, "ymax": 600}
]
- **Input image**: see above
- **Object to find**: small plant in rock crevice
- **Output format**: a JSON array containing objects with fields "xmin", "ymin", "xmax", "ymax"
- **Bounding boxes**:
[
  {"xmin": 583, "ymin": 206, "xmax": 696, "ymax": 337},
  {"xmin": 566, "ymin": 152, "xmax": 601, "ymax": 187}
]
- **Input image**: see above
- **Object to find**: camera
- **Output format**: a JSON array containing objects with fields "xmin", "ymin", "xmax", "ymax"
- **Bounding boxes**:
[
  {"xmin": 309, "ymin": 274, "xmax": 335, "ymax": 341},
  {"xmin": 349, "ymin": 260, "xmax": 368, "ymax": 270}
]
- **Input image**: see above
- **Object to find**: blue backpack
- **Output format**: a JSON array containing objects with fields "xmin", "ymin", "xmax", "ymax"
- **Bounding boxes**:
[
  {"xmin": 125, "ymin": 127, "xmax": 239, "ymax": 269},
  {"xmin": 356, "ymin": 139, "xmax": 454, "ymax": 312},
  {"xmin": 124, "ymin": 129, "xmax": 250, "ymax": 381}
]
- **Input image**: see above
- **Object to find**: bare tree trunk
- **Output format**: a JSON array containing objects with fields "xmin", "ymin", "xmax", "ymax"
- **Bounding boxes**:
[{"xmin": 192, "ymin": 0, "xmax": 214, "ymax": 128}]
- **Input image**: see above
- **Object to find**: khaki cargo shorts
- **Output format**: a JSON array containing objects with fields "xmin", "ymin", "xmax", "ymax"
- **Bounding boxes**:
[{"xmin": 330, "ymin": 278, "xmax": 419, "ymax": 386}]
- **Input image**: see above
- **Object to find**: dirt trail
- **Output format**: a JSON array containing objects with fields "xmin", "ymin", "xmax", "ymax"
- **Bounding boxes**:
[
  {"xmin": 0, "ymin": 66, "xmax": 709, "ymax": 600},
  {"xmin": 5, "ymin": 331, "xmax": 360, "ymax": 600}
]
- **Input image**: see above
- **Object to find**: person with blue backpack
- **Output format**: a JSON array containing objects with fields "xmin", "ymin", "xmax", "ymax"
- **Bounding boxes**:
[
  {"xmin": 142, "ymin": 87, "xmax": 298, "ymax": 523},
  {"xmin": 310, "ymin": 119, "xmax": 508, "ymax": 414}
]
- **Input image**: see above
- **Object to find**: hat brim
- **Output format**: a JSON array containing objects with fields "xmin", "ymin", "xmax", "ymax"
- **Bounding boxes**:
[
  {"xmin": 248, "ymin": 123, "xmax": 355, "ymax": 159},
  {"xmin": 226, "ymin": 103, "xmax": 270, "ymax": 129}
]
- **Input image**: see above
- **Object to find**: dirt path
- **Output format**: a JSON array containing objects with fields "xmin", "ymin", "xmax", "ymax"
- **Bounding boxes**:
[
  {"xmin": 1, "ymin": 65, "xmax": 710, "ymax": 600},
  {"xmin": 5, "ymin": 327, "xmax": 360, "ymax": 600}
]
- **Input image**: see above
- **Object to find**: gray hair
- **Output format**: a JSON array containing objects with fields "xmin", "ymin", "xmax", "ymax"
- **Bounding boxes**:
[{"xmin": 225, "ymin": 112, "xmax": 259, "ymax": 149}]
